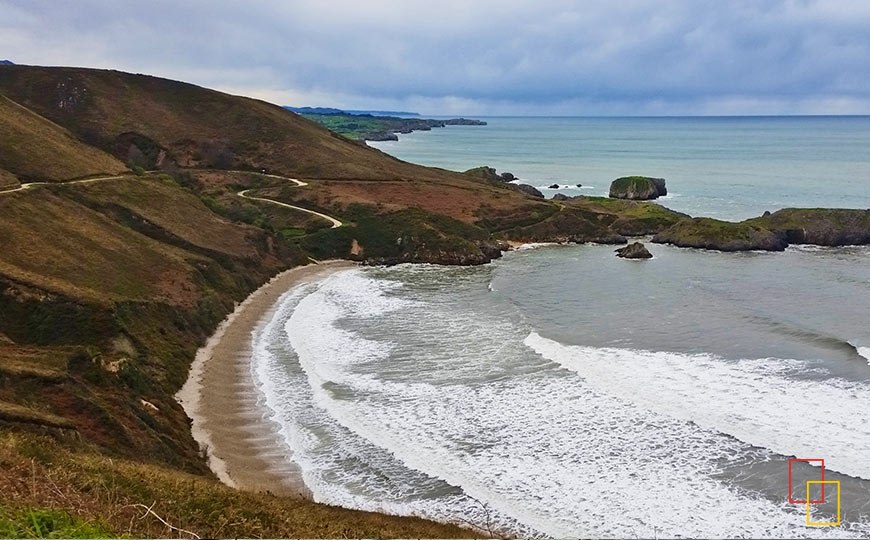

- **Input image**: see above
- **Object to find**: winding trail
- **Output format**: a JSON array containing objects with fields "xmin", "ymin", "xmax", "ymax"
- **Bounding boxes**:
[
  {"xmin": 237, "ymin": 179, "xmax": 342, "ymax": 228},
  {"xmin": 0, "ymin": 170, "xmax": 343, "ymax": 229},
  {"xmin": 0, "ymin": 174, "xmax": 131, "ymax": 193}
]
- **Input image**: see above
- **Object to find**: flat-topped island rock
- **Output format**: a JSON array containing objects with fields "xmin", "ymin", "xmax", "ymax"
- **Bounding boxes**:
[{"xmin": 609, "ymin": 176, "xmax": 667, "ymax": 200}]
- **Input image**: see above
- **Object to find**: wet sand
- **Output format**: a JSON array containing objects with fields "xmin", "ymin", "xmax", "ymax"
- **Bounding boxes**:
[{"xmin": 176, "ymin": 260, "xmax": 354, "ymax": 497}]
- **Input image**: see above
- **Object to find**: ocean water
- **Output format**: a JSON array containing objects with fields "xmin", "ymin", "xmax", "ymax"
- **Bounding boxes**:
[
  {"xmin": 250, "ymin": 118, "xmax": 870, "ymax": 537},
  {"xmin": 369, "ymin": 116, "xmax": 870, "ymax": 220}
]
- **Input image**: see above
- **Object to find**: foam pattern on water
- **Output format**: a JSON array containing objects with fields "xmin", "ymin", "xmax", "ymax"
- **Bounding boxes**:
[
  {"xmin": 525, "ymin": 332, "xmax": 870, "ymax": 480},
  {"xmin": 252, "ymin": 273, "xmax": 535, "ymax": 536},
  {"xmin": 266, "ymin": 268, "xmax": 869, "ymax": 538}
]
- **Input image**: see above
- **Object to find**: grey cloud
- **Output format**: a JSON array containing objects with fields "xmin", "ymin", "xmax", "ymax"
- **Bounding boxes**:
[{"xmin": 1, "ymin": 0, "xmax": 869, "ymax": 114}]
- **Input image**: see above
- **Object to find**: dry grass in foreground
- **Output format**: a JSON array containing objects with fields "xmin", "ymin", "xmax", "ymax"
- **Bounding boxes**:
[{"xmin": 0, "ymin": 431, "xmax": 478, "ymax": 539}]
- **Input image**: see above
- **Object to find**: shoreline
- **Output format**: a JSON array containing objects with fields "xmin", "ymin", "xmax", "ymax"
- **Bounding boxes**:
[{"xmin": 176, "ymin": 260, "xmax": 355, "ymax": 497}]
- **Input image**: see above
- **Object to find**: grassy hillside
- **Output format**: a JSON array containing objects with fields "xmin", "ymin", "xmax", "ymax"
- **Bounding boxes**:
[
  {"xmin": 0, "ymin": 432, "xmax": 471, "ymax": 539},
  {"xmin": 0, "ymin": 169, "xmax": 19, "ymax": 190},
  {"xmin": 0, "ymin": 95, "xmax": 127, "ymax": 182},
  {"xmin": 0, "ymin": 174, "xmax": 482, "ymax": 537},
  {"xmin": 0, "ymin": 64, "xmax": 689, "ymax": 537},
  {"xmin": 0, "ymin": 65, "xmax": 468, "ymax": 183}
]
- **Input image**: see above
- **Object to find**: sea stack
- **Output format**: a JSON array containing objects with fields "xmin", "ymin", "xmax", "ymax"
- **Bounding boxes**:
[
  {"xmin": 609, "ymin": 176, "xmax": 667, "ymax": 200},
  {"xmin": 615, "ymin": 242, "xmax": 653, "ymax": 259}
]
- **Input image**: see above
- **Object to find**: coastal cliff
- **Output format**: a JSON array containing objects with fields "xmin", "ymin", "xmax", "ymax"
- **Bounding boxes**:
[{"xmin": 654, "ymin": 209, "xmax": 870, "ymax": 251}]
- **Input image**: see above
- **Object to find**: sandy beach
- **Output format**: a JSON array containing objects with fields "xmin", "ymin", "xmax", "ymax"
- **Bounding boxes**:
[{"xmin": 176, "ymin": 260, "xmax": 355, "ymax": 497}]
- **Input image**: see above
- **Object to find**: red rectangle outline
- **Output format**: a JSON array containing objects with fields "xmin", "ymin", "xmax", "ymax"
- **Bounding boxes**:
[{"xmin": 789, "ymin": 459, "xmax": 825, "ymax": 504}]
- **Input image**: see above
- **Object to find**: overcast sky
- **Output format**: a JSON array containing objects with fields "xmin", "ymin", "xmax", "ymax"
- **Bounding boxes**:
[{"xmin": 2, "ymin": 0, "xmax": 869, "ymax": 115}]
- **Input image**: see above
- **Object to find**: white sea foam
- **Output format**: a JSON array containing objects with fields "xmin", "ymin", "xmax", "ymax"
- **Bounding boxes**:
[
  {"xmin": 272, "ymin": 269, "xmax": 866, "ymax": 538},
  {"xmin": 514, "ymin": 242, "xmax": 561, "ymax": 251},
  {"xmin": 525, "ymin": 332, "xmax": 870, "ymax": 480},
  {"xmin": 253, "ymin": 271, "xmax": 532, "ymax": 536},
  {"xmin": 857, "ymin": 346, "xmax": 870, "ymax": 365}
]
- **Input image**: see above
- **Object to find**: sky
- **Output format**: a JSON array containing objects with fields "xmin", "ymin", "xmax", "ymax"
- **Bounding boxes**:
[{"xmin": 2, "ymin": 0, "xmax": 870, "ymax": 116}]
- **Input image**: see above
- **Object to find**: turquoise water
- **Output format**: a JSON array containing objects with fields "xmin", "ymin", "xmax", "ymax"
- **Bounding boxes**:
[{"xmin": 369, "ymin": 116, "xmax": 870, "ymax": 220}]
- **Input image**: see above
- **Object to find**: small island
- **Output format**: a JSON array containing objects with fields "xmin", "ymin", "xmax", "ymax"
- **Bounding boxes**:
[
  {"xmin": 616, "ymin": 242, "xmax": 653, "ymax": 259},
  {"xmin": 609, "ymin": 176, "xmax": 667, "ymax": 200}
]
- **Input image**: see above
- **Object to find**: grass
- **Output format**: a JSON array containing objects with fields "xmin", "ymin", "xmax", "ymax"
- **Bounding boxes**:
[
  {"xmin": 652, "ymin": 217, "xmax": 787, "ymax": 251},
  {"xmin": 301, "ymin": 112, "xmax": 387, "ymax": 139},
  {"xmin": 0, "ymin": 507, "xmax": 116, "ymax": 539},
  {"xmin": 0, "ymin": 95, "xmax": 127, "ymax": 182},
  {"xmin": 0, "ymin": 65, "xmax": 474, "ymax": 182},
  {"xmin": 0, "ymin": 401, "xmax": 75, "ymax": 430},
  {"xmin": 0, "ymin": 432, "xmax": 475, "ymax": 539},
  {"xmin": 0, "ymin": 168, "xmax": 19, "ymax": 190},
  {"xmin": 301, "ymin": 206, "xmax": 494, "ymax": 263}
]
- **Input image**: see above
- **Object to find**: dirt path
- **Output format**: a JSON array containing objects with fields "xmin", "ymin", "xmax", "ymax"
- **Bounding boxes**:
[
  {"xmin": 0, "ymin": 174, "xmax": 132, "ymax": 193},
  {"xmin": 0, "ymin": 170, "xmax": 344, "ymax": 229},
  {"xmin": 238, "ymin": 186, "xmax": 342, "ymax": 228}
]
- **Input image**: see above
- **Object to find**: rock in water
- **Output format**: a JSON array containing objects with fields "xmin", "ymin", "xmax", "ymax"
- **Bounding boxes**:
[
  {"xmin": 549, "ymin": 183, "xmax": 560, "ymax": 189},
  {"xmin": 615, "ymin": 242, "xmax": 653, "ymax": 259},
  {"xmin": 609, "ymin": 176, "xmax": 667, "ymax": 200}
]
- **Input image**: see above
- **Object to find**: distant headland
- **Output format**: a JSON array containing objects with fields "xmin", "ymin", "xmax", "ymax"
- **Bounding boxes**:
[
  {"xmin": 286, "ymin": 106, "xmax": 420, "ymax": 117},
  {"xmin": 285, "ymin": 106, "xmax": 486, "ymax": 142}
]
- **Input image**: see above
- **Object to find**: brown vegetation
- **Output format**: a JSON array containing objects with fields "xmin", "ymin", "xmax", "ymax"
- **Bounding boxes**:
[{"xmin": 0, "ymin": 95, "xmax": 127, "ymax": 182}]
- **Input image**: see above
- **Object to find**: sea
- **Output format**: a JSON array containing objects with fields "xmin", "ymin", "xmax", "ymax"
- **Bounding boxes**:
[{"xmin": 253, "ymin": 117, "xmax": 870, "ymax": 538}]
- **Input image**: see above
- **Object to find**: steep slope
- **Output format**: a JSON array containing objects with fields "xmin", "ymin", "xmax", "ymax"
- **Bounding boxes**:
[
  {"xmin": 0, "ymin": 65, "xmax": 466, "ymax": 182},
  {"xmin": 0, "ymin": 169, "xmax": 19, "ymax": 190},
  {"xmin": 0, "ymin": 95, "xmax": 127, "ymax": 181}
]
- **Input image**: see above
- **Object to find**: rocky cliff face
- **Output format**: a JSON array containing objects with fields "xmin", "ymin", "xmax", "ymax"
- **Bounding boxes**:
[
  {"xmin": 653, "ymin": 209, "xmax": 870, "ymax": 252},
  {"xmin": 609, "ymin": 176, "xmax": 667, "ymax": 200},
  {"xmin": 746, "ymin": 208, "xmax": 870, "ymax": 246}
]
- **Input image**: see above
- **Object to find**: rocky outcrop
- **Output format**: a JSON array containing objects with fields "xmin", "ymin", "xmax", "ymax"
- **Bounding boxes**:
[
  {"xmin": 515, "ymin": 184, "xmax": 544, "ymax": 198},
  {"xmin": 745, "ymin": 208, "xmax": 870, "ymax": 246},
  {"xmin": 548, "ymin": 183, "xmax": 560, "ymax": 189},
  {"xmin": 609, "ymin": 176, "xmax": 667, "ymax": 200},
  {"xmin": 652, "ymin": 218, "xmax": 787, "ymax": 251},
  {"xmin": 615, "ymin": 242, "xmax": 653, "ymax": 259},
  {"xmin": 497, "ymin": 206, "xmax": 628, "ymax": 245},
  {"xmin": 364, "ymin": 240, "xmax": 506, "ymax": 266},
  {"xmin": 362, "ymin": 132, "xmax": 399, "ymax": 142},
  {"xmin": 651, "ymin": 209, "xmax": 870, "ymax": 252},
  {"xmin": 463, "ymin": 166, "xmax": 503, "ymax": 182},
  {"xmin": 463, "ymin": 166, "xmax": 519, "ymax": 184}
]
